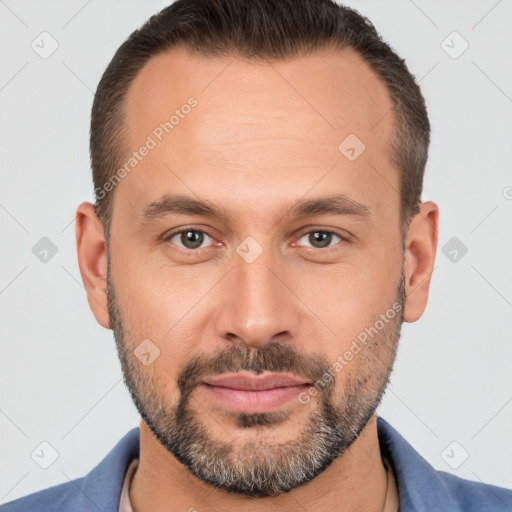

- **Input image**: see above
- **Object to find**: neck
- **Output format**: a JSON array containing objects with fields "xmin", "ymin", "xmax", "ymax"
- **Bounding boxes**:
[{"xmin": 130, "ymin": 414, "xmax": 390, "ymax": 512}]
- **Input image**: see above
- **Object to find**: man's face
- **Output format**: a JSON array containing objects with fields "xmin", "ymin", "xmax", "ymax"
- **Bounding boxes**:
[{"xmin": 106, "ymin": 47, "xmax": 406, "ymax": 497}]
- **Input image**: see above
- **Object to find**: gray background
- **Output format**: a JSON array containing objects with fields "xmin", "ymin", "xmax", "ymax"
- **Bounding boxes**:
[{"xmin": 1, "ymin": 0, "xmax": 511, "ymax": 504}]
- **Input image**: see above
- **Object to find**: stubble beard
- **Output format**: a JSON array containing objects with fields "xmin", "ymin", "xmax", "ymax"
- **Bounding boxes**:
[{"xmin": 107, "ymin": 260, "xmax": 405, "ymax": 497}]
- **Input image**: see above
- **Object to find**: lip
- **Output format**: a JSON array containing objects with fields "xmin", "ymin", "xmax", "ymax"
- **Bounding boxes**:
[
  {"xmin": 202, "ymin": 372, "xmax": 312, "ymax": 390},
  {"xmin": 200, "ymin": 372, "xmax": 312, "ymax": 413}
]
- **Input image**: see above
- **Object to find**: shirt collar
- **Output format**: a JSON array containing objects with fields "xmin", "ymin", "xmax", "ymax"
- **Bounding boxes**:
[{"xmin": 377, "ymin": 416, "xmax": 459, "ymax": 511}]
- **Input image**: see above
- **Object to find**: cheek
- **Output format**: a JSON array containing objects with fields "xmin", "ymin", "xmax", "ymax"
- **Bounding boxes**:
[
  {"xmin": 294, "ymin": 260, "xmax": 398, "ymax": 345},
  {"xmin": 112, "ymin": 254, "xmax": 217, "ymax": 360}
]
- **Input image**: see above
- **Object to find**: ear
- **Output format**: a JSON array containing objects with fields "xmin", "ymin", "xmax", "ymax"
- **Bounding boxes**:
[
  {"xmin": 402, "ymin": 201, "xmax": 439, "ymax": 323},
  {"xmin": 75, "ymin": 202, "xmax": 110, "ymax": 329}
]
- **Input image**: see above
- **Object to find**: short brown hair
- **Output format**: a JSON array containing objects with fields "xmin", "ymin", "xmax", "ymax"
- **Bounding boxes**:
[{"xmin": 91, "ymin": 0, "xmax": 430, "ymax": 242}]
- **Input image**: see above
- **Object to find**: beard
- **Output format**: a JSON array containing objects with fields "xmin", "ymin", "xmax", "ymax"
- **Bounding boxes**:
[{"xmin": 107, "ymin": 258, "xmax": 405, "ymax": 498}]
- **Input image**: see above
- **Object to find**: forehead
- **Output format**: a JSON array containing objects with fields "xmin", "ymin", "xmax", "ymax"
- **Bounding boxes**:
[
  {"xmin": 124, "ymin": 45, "xmax": 394, "ymax": 141},
  {"xmin": 117, "ymin": 46, "xmax": 397, "ymax": 225}
]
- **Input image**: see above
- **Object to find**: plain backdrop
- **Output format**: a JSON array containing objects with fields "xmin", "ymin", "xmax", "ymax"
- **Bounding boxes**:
[{"xmin": 1, "ymin": 0, "xmax": 511, "ymax": 504}]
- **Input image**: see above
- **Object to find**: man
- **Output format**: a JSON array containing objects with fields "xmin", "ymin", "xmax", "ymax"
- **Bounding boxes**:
[{"xmin": 1, "ymin": 0, "xmax": 510, "ymax": 510}]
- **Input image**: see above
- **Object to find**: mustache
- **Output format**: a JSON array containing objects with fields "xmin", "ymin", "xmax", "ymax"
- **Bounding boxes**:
[{"xmin": 177, "ymin": 342, "xmax": 334, "ymax": 397}]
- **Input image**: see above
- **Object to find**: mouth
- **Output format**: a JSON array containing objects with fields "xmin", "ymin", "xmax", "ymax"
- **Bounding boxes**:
[{"xmin": 200, "ymin": 372, "xmax": 312, "ymax": 413}]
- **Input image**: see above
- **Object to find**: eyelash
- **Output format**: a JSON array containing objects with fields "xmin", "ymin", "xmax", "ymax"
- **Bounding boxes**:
[{"xmin": 162, "ymin": 227, "xmax": 348, "ymax": 253}]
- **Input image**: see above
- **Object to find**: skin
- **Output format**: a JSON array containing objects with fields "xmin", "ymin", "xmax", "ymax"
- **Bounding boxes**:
[{"xmin": 76, "ymin": 46, "xmax": 438, "ymax": 511}]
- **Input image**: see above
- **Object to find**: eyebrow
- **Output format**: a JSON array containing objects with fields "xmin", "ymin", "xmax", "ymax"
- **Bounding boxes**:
[{"xmin": 138, "ymin": 193, "xmax": 372, "ymax": 227}]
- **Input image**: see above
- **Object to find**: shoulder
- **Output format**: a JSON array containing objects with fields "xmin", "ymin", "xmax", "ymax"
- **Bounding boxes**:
[
  {"xmin": 435, "ymin": 469, "xmax": 512, "ymax": 511},
  {"xmin": 0, "ymin": 479, "xmax": 85, "ymax": 512},
  {"xmin": 0, "ymin": 427, "xmax": 140, "ymax": 512},
  {"xmin": 377, "ymin": 416, "xmax": 512, "ymax": 511}
]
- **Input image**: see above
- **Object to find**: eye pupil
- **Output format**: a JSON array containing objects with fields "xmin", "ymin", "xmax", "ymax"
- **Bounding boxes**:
[
  {"xmin": 181, "ymin": 230, "xmax": 204, "ymax": 249},
  {"xmin": 309, "ymin": 231, "xmax": 331, "ymax": 248}
]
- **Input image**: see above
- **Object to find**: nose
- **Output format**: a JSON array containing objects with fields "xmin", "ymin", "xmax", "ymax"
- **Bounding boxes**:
[{"xmin": 213, "ymin": 246, "xmax": 302, "ymax": 349}]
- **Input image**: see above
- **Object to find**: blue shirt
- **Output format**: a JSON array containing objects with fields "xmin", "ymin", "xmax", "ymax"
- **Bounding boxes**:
[{"xmin": 1, "ymin": 416, "xmax": 511, "ymax": 511}]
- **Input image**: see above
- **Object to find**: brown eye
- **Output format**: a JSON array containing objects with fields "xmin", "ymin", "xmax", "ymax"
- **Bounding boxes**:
[
  {"xmin": 296, "ymin": 231, "xmax": 343, "ymax": 250},
  {"xmin": 166, "ymin": 229, "xmax": 212, "ymax": 250}
]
